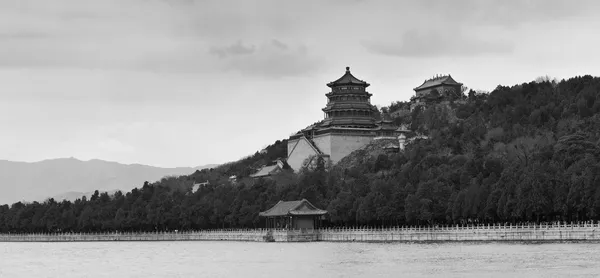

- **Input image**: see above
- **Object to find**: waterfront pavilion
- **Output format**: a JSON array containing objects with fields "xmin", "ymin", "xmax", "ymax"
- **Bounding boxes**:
[{"xmin": 259, "ymin": 199, "xmax": 327, "ymax": 230}]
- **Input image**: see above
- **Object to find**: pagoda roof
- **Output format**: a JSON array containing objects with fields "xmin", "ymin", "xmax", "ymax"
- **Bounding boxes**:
[
  {"xmin": 327, "ymin": 67, "xmax": 370, "ymax": 88},
  {"xmin": 320, "ymin": 118, "xmax": 377, "ymax": 127},
  {"xmin": 259, "ymin": 199, "xmax": 328, "ymax": 217},
  {"xmin": 414, "ymin": 75, "xmax": 462, "ymax": 91},
  {"xmin": 322, "ymin": 102, "xmax": 376, "ymax": 110}
]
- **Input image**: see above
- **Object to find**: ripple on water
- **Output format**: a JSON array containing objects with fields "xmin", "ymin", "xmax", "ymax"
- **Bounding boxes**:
[{"xmin": 1, "ymin": 241, "xmax": 600, "ymax": 277}]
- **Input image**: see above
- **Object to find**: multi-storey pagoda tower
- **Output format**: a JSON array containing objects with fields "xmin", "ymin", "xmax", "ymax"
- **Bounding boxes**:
[
  {"xmin": 286, "ymin": 67, "xmax": 398, "ymax": 171},
  {"xmin": 321, "ymin": 67, "xmax": 378, "ymax": 128}
]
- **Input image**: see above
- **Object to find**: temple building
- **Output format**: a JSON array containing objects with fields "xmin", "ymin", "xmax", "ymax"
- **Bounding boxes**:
[
  {"xmin": 413, "ymin": 75, "xmax": 462, "ymax": 102},
  {"xmin": 374, "ymin": 113, "xmax": 399, "ymax": 139},
  {"xmin": 286, "ymin": 67, "xmax": 400, "ymax": 172}
]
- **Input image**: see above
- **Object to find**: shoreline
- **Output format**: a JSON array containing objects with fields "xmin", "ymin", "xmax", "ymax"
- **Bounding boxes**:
[
  {"xmin": 3, "ymin": 239, "xmax": 600, "ymax": 244},
  {"xmin": 2, "ymin": 224, "xmax": 599, "ymax": 243}
]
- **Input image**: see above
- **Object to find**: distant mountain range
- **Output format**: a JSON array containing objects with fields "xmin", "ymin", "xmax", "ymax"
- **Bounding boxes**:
[{"xmin": 0, "ymin": 158, "xmax": 217, "ymax": 205}]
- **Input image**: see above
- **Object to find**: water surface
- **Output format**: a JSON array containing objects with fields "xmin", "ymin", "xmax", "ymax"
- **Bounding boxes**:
[{"xmin": 1, "ymin": 241, "xmax": 599, "ymax": 277}]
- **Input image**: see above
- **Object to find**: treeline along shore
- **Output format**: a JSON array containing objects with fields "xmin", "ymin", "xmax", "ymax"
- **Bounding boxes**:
[
  {"xmin": 1, "ymin": 223, "xmax": 600, "ymax": 243},
  {"xmin": 2, "ymin": 76, "xmax": 600, "ymax": 234}
]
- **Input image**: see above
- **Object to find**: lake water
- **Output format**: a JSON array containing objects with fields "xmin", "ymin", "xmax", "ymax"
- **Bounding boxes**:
[{"xmin": 1, "ymin": 241, "xmax": 599, "ymax": 277}]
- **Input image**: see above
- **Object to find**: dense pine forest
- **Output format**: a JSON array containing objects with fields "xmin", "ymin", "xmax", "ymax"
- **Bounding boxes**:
[{"xmin": 2, "ymin": 75, "xmax": 600, "ymax": 233}]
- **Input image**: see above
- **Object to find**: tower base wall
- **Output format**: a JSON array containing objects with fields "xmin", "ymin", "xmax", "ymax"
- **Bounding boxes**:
[
  {"xmin": 329, "ymin": 134, "xmax": 375, "ymax": 163},
  {"xmin": 288, "ymin": 129, "xmax": 378, "ymax": 172},
  {"xmin": 299, "ymin": 132, "xmax": 376, "ymax": 166},
  {"xmin": 286, "ymin": 138, "xmax": 320, "ymax": 172}
]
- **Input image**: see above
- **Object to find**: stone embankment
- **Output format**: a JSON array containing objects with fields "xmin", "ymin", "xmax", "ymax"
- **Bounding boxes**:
[
  {"xmin": 1, "ymin": 223, "xmax": 599, "ymax": 243},
  {"xmin": 319, "ymin": 223, "xmax": 600, "ymax": 242},
  {"xmin": 0, "ymin": 230, "xmax": 268, "ymax": 242}
]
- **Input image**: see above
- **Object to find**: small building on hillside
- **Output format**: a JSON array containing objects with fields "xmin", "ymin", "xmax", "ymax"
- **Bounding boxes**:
[
  {"xmin": 383, "ymin": 143, "xmax": 400, "ymax": 153},
  {"xmin": 228, "ymin": 175, "xmax": 237, "ymax": 184},
  {"xmin": 374, "ymin": 113, "xmax": 398, "ymax": 139},
  {"xmin": 191, "ymin": 181, "xmax": 209, "ymax": 193},
  {"xmin": 250, "ymin": 164, "xmax": 281, "ymax": 179},
  {"xmin": 259, "ymin": 199, "xmax": 327, "ymax": 230},
  {"xmin": 414, "ymin": 75, "xmax": 462, "ymax": 102},
  {"xmin": 380, "ymin": 124, "xmax": 412, "ymax": 153},
  {"xmin": 250, "ymin": 159, "xmax": 286, "ymax": 179}
]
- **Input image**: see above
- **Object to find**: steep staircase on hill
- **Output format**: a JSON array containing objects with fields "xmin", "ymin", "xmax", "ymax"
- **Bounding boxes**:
[{"xmin": 305, "ymin": 136, "xmax": 324, "ymax": 155}]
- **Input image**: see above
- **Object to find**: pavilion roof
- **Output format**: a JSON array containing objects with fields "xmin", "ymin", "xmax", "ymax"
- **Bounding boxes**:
[
  {"xmin": 327, "ymin": 67, "xmax": 370, "ymax": 88},
  {"xmin": 259, "ymin": 199, "xmax": 328, "ymax": 217},
  {"xmin": 414, "ymin": 75, "xmax": 462, "ymax": 91}
]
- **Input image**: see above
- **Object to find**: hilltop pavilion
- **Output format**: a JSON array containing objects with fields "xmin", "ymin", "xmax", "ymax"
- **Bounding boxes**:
[{"xmin": 413, "ymin": 75, "xmax": 462, "ymax": 101}]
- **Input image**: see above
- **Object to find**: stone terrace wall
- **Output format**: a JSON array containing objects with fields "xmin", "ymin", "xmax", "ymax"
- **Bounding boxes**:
[
  {"xmin": 2, "ymin": 224, "xmax": 600, "ymax": 243},
  {"xmin": 0, "ymin": 230, "xmax": 270, "ymax": 242},
  {"xmin": 319, "ymin": 223, "xmax": 600, "ymax": 242}
]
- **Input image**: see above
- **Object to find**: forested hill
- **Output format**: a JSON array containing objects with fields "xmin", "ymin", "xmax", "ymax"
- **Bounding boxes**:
[{"xmin": 2, "ymin": 75, "xmax": 600, "ymax": 233}]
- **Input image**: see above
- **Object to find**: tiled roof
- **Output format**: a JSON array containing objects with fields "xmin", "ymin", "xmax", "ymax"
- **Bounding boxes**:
[
  {"xmin": 383, "ymin": 143, "xmax": 399, "ymax": 149},
  {"xmin": 327, "ymin": 67, "xmax": 370, "ymax": 87},
  {"xmin": 320, "ymin": 117, "xmax": 378, "ymax": 127},
  {"xmin": 250, "ymin": 165, "xmax": 280, "ymax": 178},
  {"xmin": 375, "ymin": 123, "xmax": 397, "ymax": 131},
  {"xmin": 414, "ymin": 75, "xmax": 462, "ymax": 91},
  {"xmin": 322, "ymin": 102, "xmax": 375, "ymax": 110},
  {"xmin": 396, "ymin": 124, "xmax": 410, "ymax": 133},
  {"xmin": 259, "ymin": 199, "xmax": 328, "ymax": 217}
]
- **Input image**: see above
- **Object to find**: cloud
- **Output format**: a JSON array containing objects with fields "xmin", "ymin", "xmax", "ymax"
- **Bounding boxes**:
[
  {"xmin": 362, "ymin": 29, "xmax": 514, "ymax": 57},
  {"xmin": 1, "ymin": 0, "xmax": 596, "ymax": 70},
  {"xmin": 0, "ymin": 31, "xmax": 50, "ymax": 40},
  {"xmin": 271, "ymin": 39, "xmax": 288, "ymax": 50},
  {"xmin": 209, "ymin": 40, "xmax": 256, "ymax": 58},
  {"xmin": 0, "ymin": 0, "xmax": 320, "ymax": 74},
  {"xmin": 415, "ymin": 0, "xmax": 598, "ymax": 27},
  {"xmin": 213, "ymin": 40, "xmax": 322, "ymax": 78}
]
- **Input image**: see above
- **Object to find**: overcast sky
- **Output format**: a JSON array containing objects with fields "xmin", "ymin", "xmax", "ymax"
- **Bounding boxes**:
[{"xmin": 1, "ymin": 0, "xmax": 599, "ymax": 167}]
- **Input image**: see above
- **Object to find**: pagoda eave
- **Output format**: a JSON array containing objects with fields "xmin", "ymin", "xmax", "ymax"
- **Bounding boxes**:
[
  {"xmin": 322, "ymin": 104, "xmax": 376, "ymax": 110},
  {"xmin": 325, "ymin": 92, "xmax": 372, "ymax": 97},
  {"xmin": 327, "ymin": 82, "xmax": 370, "ymax": 88},
  {"xmin": 414, "ymin": 82, "xmax": 463, "ymax": 92}
]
